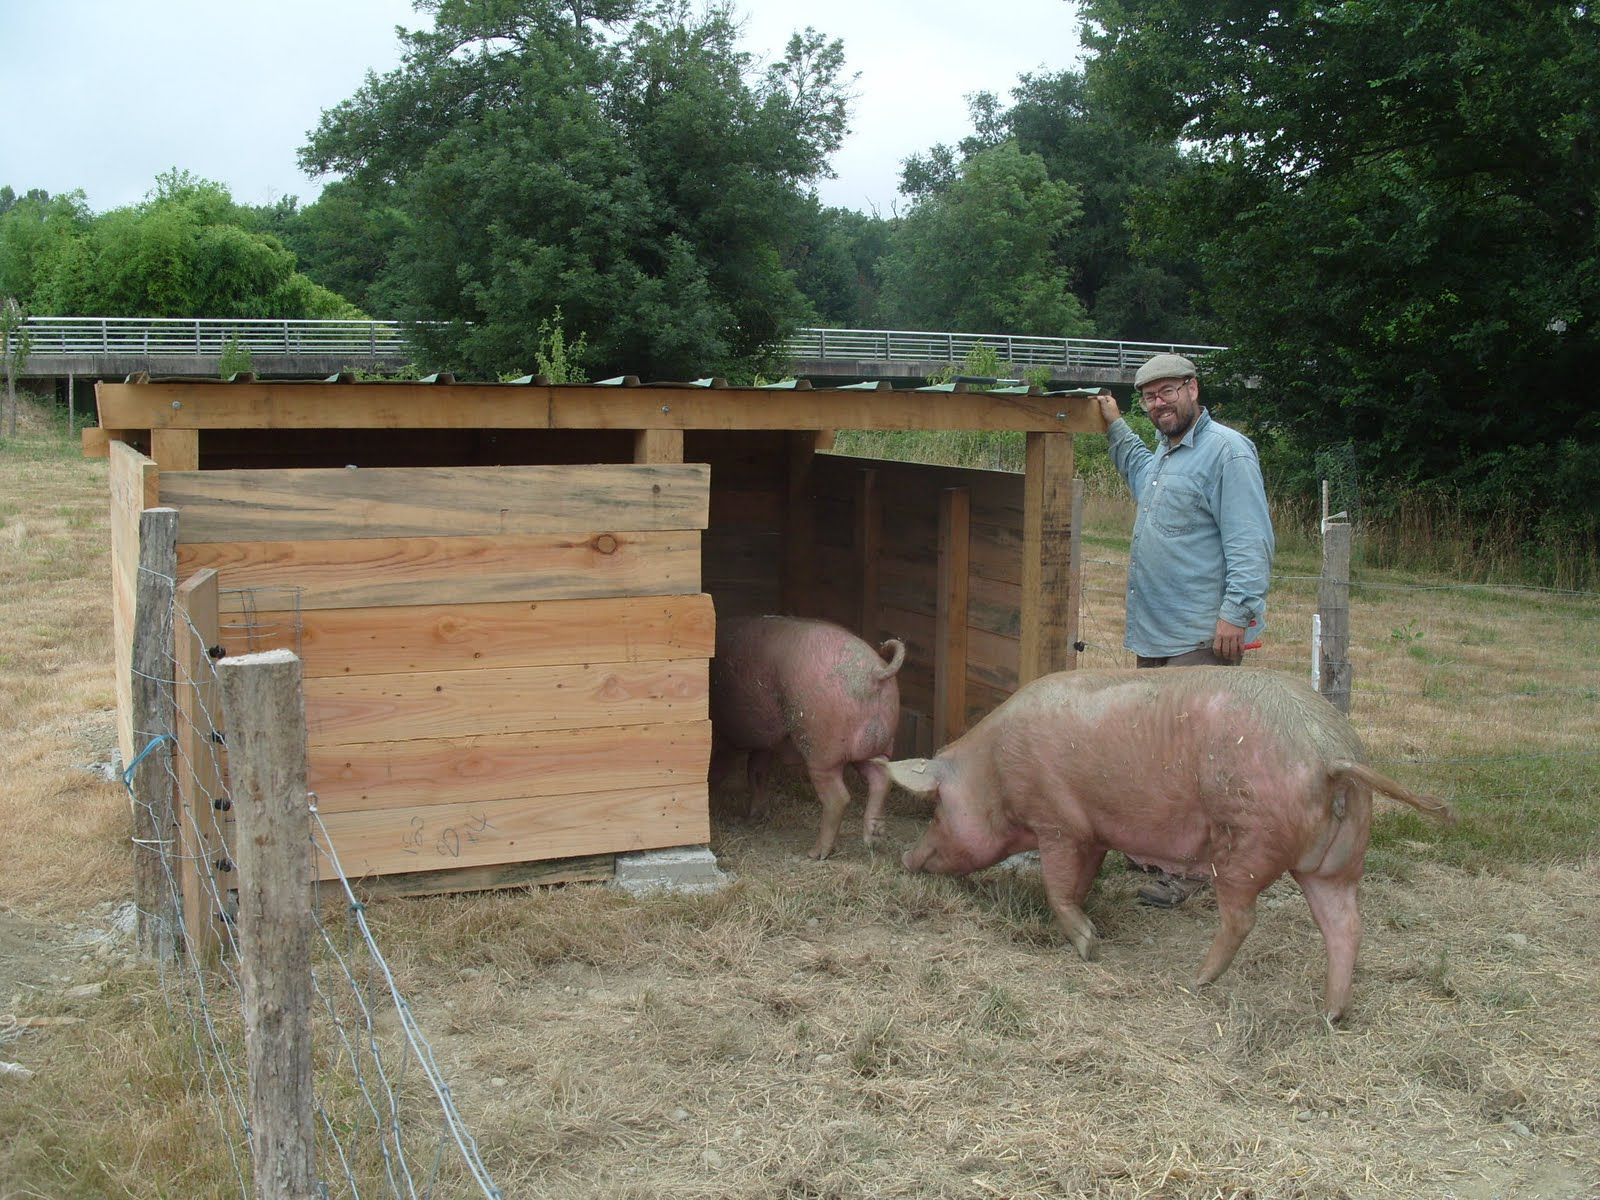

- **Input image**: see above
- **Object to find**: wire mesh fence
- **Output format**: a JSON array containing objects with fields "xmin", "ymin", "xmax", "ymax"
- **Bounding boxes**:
[
  {"xmin": 126, "ymin": 560, "xmax": 502, "ymax": 1199},
  {"xmin": 1076, "ymin": 549, "xmax": 1600, "ymax": 776}
]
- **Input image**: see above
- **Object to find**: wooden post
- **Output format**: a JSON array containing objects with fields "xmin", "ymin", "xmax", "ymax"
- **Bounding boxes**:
[
  {"xmin": 934, "ymin": 487, "xmax": 971, "ymax": 745},
  {"xmin": 1018, "ymin": 431, "xmax": 1075, "ymax": 685},
  {"xmin": 1066, "ymin": 475, "xmax": 1084, "ymax": 670},
  {"xmin": 131, "ymin": 507, "xmax": 179, "ymax": 959},
  {"xmin": 1318, "ymin": 518, "xmax": 1352, "ymax": 713},
  {"xmin": 633, "ymin": 428, "xmax": 683, "ymax": 464},
  {"xmin": 175, "ymin": 569, "xmax": 227, "ymax": 961},
  {"xmin": 67, "ymin": 372, "xmax": 75, "ymax": 432},
  {"xmin": 781, "ymin": 431, "xmax": 821, "ymax": 616},
  {"xmin": 151, "ymin": 428, "xmax": 200, "ymax": 471},
  {"xmin": 218, "ymin": 649, "xmax": 316, "ymax": 1200},
  {"xmin": 854, "ymin": 468, "xmax": 881, "ymax": 641}
]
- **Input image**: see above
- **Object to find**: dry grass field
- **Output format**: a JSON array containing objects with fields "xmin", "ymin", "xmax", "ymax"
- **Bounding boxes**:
[{"xmin": 2, "ymin": 397, "xmax": 1598, "ymax": 1199}]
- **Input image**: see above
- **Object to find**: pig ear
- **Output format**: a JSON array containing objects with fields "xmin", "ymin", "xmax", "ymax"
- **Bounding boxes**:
[{"xmin": 878, "ymin": 756, "xmax": 943, "ymax": 796}]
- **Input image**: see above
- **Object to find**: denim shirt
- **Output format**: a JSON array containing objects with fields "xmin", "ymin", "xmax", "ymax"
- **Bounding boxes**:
[{"xmin": 1107, "ymin": 407, "xmax": 1275, "ymax": 657}]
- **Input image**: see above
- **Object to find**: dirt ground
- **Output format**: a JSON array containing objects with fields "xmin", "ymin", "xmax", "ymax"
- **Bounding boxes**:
[{"xmin": 3, "ymin": 403, "xmax": 1598, "ymax": 1198}]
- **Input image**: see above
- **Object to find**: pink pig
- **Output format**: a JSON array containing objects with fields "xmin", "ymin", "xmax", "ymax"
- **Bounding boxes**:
[
  {"xmin": 710, "ymin": 616, "xmax": 905, "ymax": 860},
  {"xmin": 885, "ymin": 667, "xmax": 1453, "ymax": 1020}
]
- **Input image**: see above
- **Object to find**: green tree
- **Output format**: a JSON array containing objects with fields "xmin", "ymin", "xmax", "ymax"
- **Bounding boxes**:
[
  {"xmin": 269, "ymin": 180, "xmax": 407, "ymax": 316},
  {"xmin": 900, "ymin": 73, "xmax": 1202, "ymax": 341},
  {"xmin": 0, "ymin": 171, "xmax": 361, "ymax": 318},
  {"xmin": 1, "ymin": 296, "xmax": 28, "ymax": 438},
  {"xmin": 1081, "ymin": 0, "xmax": 1600, "ymax": 532},
  {"xmin": 878, "ymin": 141, "xmax": 1092, "ymax": 336},
  {"xmin": 299, "ymin": 0, "xmax": 854, "ymax": 379},
  {"xmin": 0, "ymin": 190, "xmax": 91, "ymax": 309},
  {"xmin": 789, "ymin": 201, "xmax": 890, "ymax": 327}
]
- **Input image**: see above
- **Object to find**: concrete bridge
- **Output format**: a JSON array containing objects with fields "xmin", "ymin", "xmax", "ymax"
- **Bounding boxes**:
[{"xmin": 17, "ymin": 316, "xmax": 1223, "ymax": 390}]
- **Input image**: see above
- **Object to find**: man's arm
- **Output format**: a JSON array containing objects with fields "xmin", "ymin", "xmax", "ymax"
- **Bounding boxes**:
[
  {"xmin": 1098, "ymin": 391, "xmax": 1155, "ymax": 494},
  {"xmin": 1214, "ymin": 450, "xmax": 1275, "ymax": 656}
]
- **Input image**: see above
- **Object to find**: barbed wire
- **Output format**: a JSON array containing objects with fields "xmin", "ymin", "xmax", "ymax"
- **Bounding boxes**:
[{"xmin": 122, "ymin": 563, "xmax": 501, "ymax": 1198}]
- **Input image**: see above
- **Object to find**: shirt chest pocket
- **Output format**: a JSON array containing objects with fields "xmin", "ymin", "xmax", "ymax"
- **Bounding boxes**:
[{"xmin": 1147, "ymin": 474, "xmax": 1207, "ymax": 535}]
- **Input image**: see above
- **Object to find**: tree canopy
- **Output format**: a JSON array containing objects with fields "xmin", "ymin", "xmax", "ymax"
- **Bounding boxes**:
[
  {"xmin": 878, "ymin": 141, "xmax": 1092, "ymax": 337},
  {"xmin": 892, "ymin": 71, "xmax": 1203, "ymax": 341},
  {"xmin": 0, "ymin": 172, "xmax": 358, "ymax": 319},
  {"xmin": 299, "ymin": 0, "xmax": 854, "ymax": 380},
  {"xmin": 1082, "ymin": 0, "xmax": 1600, "ymax": 532}
]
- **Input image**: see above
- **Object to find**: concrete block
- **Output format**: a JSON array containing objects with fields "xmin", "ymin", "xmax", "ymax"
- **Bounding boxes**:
[{"xmin": 612, "ymin": 845, "xmax": 731, "ymax": 897}]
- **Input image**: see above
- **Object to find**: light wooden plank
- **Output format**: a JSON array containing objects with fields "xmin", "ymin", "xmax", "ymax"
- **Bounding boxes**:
[
  {"xmin": 1019, "ymin": 431, "xmax": 1075, "ymax": 686},
  {"xmin": 935, "ymin": 488, "xmax": 971, "ymax": 745},
  {"xmin": 81, "ymin": 428, "xmax": 135, "ymax": 458},
  {"xmin": 97, "ymin": 380, "xmax": 1103, "ymax": 434},
  {"xmin": 178, "ymin": 530, "xmax": 702, "ymax": 610},
  {"xmin": 304, "ymin": 659, "xmax": 708, "ymax": 743},
  {"xmin": 313, "ymin": 782, "xmax": 711, "ymax": 881},
  {"xmin": 307, "ymin": 720, "xmax": 711, "ymax": 812},
  {"xmin": 151, "ymin": 428, "xmax": 199, "ymax": 471},
  {"xmin": 110, "ymin": 443, "xmax": 159, "ymax": 765},
  {"xmin": 215, "ymin": 593, "xmax": 715, "ymax": 678},
  {"xmin": 161, "ymin": 463, "xmax": 710, "ymax": 543}
]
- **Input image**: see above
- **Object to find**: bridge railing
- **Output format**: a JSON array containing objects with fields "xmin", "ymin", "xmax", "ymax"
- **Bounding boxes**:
[
  {"xmin": 21, "ymin": 316, "xmax": 1222, "ymax": 371},
  {"xmin": 778, "ymin": 327, "xmax": 1224, "ymax": 371},
  {"xmin": 22, "ymin": 316, "xmax": 410, "ymax": 357}
]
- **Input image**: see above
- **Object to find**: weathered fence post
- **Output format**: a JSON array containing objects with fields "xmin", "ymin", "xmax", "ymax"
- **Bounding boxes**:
[
  {"xmin": 218, "ymin": 649, "xmax": 316, "ymax": 1200},
  {"xmin": 131, "ymin": 507, "xmax": 179, "ymax": 959},
  {"xmin": 1318, "ymin": 514, "xmax": 1352, "ymax": 713}
]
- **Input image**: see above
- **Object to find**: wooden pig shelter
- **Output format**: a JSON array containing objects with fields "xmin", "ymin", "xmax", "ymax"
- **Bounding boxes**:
[{"xmin": 89, "ymin": 375, "xmax": 1099, "ymax": 904}]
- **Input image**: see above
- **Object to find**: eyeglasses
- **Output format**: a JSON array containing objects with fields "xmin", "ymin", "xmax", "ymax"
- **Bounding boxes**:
[{"xmin": 1138, "ymin": 378, "xmax": 1191, "ymax": 408}]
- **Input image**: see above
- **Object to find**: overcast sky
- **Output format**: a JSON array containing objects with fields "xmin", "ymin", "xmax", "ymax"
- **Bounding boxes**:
[{"xmin": 0, "ymin": 0, "xmax": 1082, "ymax": 217}]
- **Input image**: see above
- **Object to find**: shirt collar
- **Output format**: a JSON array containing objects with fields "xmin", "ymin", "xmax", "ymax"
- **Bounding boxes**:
[{"xmin": 1159, "ymin": 406, "xmax": 1211, "ymax": 452}]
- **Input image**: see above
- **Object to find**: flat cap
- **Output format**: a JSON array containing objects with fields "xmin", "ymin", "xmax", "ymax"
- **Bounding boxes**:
[{"xmin": 1133, "ymin": 353, "xmax": 1198, "ymax": 388}]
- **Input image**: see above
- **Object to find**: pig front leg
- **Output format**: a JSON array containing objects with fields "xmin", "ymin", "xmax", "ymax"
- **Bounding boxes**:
[
  {"xmin": 1036, "ymin": 837, "xmax": 1108, "ymax": 961},
  {"xmin": 806, "ymin": 764, "xmax": 852, "ymax": 860}
]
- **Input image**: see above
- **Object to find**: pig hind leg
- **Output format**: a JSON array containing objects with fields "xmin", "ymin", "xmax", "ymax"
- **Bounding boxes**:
[
  {"xmin": 745, "ymin": 748, "xmax": 775, "ymax": 821},
  {"xmin": 1037, "ymin": 840, "xmax": 1109, "ymax": 961},
  {"xmin": 1292, "ymin": 871, "xmax": 1361, "ymax": 1022},
  {"xmin": 805, "ymin": 764, "xmax": 853, "ymax": 861},
  {"xmin": 1193, "ymin": 882, "xmax": 1261, "ymax": 991},
  {"xmin": 855, "ymin": 757, "xmax": 891, "ymax": 850}
]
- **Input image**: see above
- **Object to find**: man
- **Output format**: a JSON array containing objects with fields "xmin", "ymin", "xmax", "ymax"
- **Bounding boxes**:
[{"xmin": 1097, "ymin": 352, "xmax": 1275, "ymax": 906}]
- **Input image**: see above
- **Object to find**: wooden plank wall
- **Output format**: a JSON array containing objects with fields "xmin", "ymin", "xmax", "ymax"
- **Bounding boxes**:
[
  {"xmin": 163, "ymin": 462, "xmax": 714, "ymax": 883},
  {"xmin": 810, "ymin": 454, "xmax": 1031, "ymax": 756},
  {"xmin": 109, "ymin": 442, "xmax": 160, "ymax": 765},
  {"xmin": 693, "ymin": 431, "xmax": 787, "ymax": 621}
]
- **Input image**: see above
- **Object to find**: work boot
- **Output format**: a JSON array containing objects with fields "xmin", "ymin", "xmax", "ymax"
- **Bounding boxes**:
[{"xmin": 1135, "ymin": 872, "xmax": 1210, "ymax": 908}]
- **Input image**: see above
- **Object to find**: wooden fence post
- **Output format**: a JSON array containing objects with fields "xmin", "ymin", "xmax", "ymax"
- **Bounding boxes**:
[
  {"xmin": 131, "ymin": 507, "xmax": 179, "ymax": 959},
  {"xmin": 1019, "ymin": 431, "xmax": 1075, "ymax": 685},
  {"xmin": 175, "ymin": 568, "xmax": 227, "ymax": 961},
  {"xmin": 1318, "ymin": 517, "xmax": 1352, "ymax": 713},
  {"xmin": 855, "ymin": 468, "xmax": 881, "ymax": 642},
  {"xmin": 934, "ymin": 487, "xmax": 971, "ymax": 745},
  {"xmin": 218, "ymin": 649, "xmax": 316, "ymax": 1200}
]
